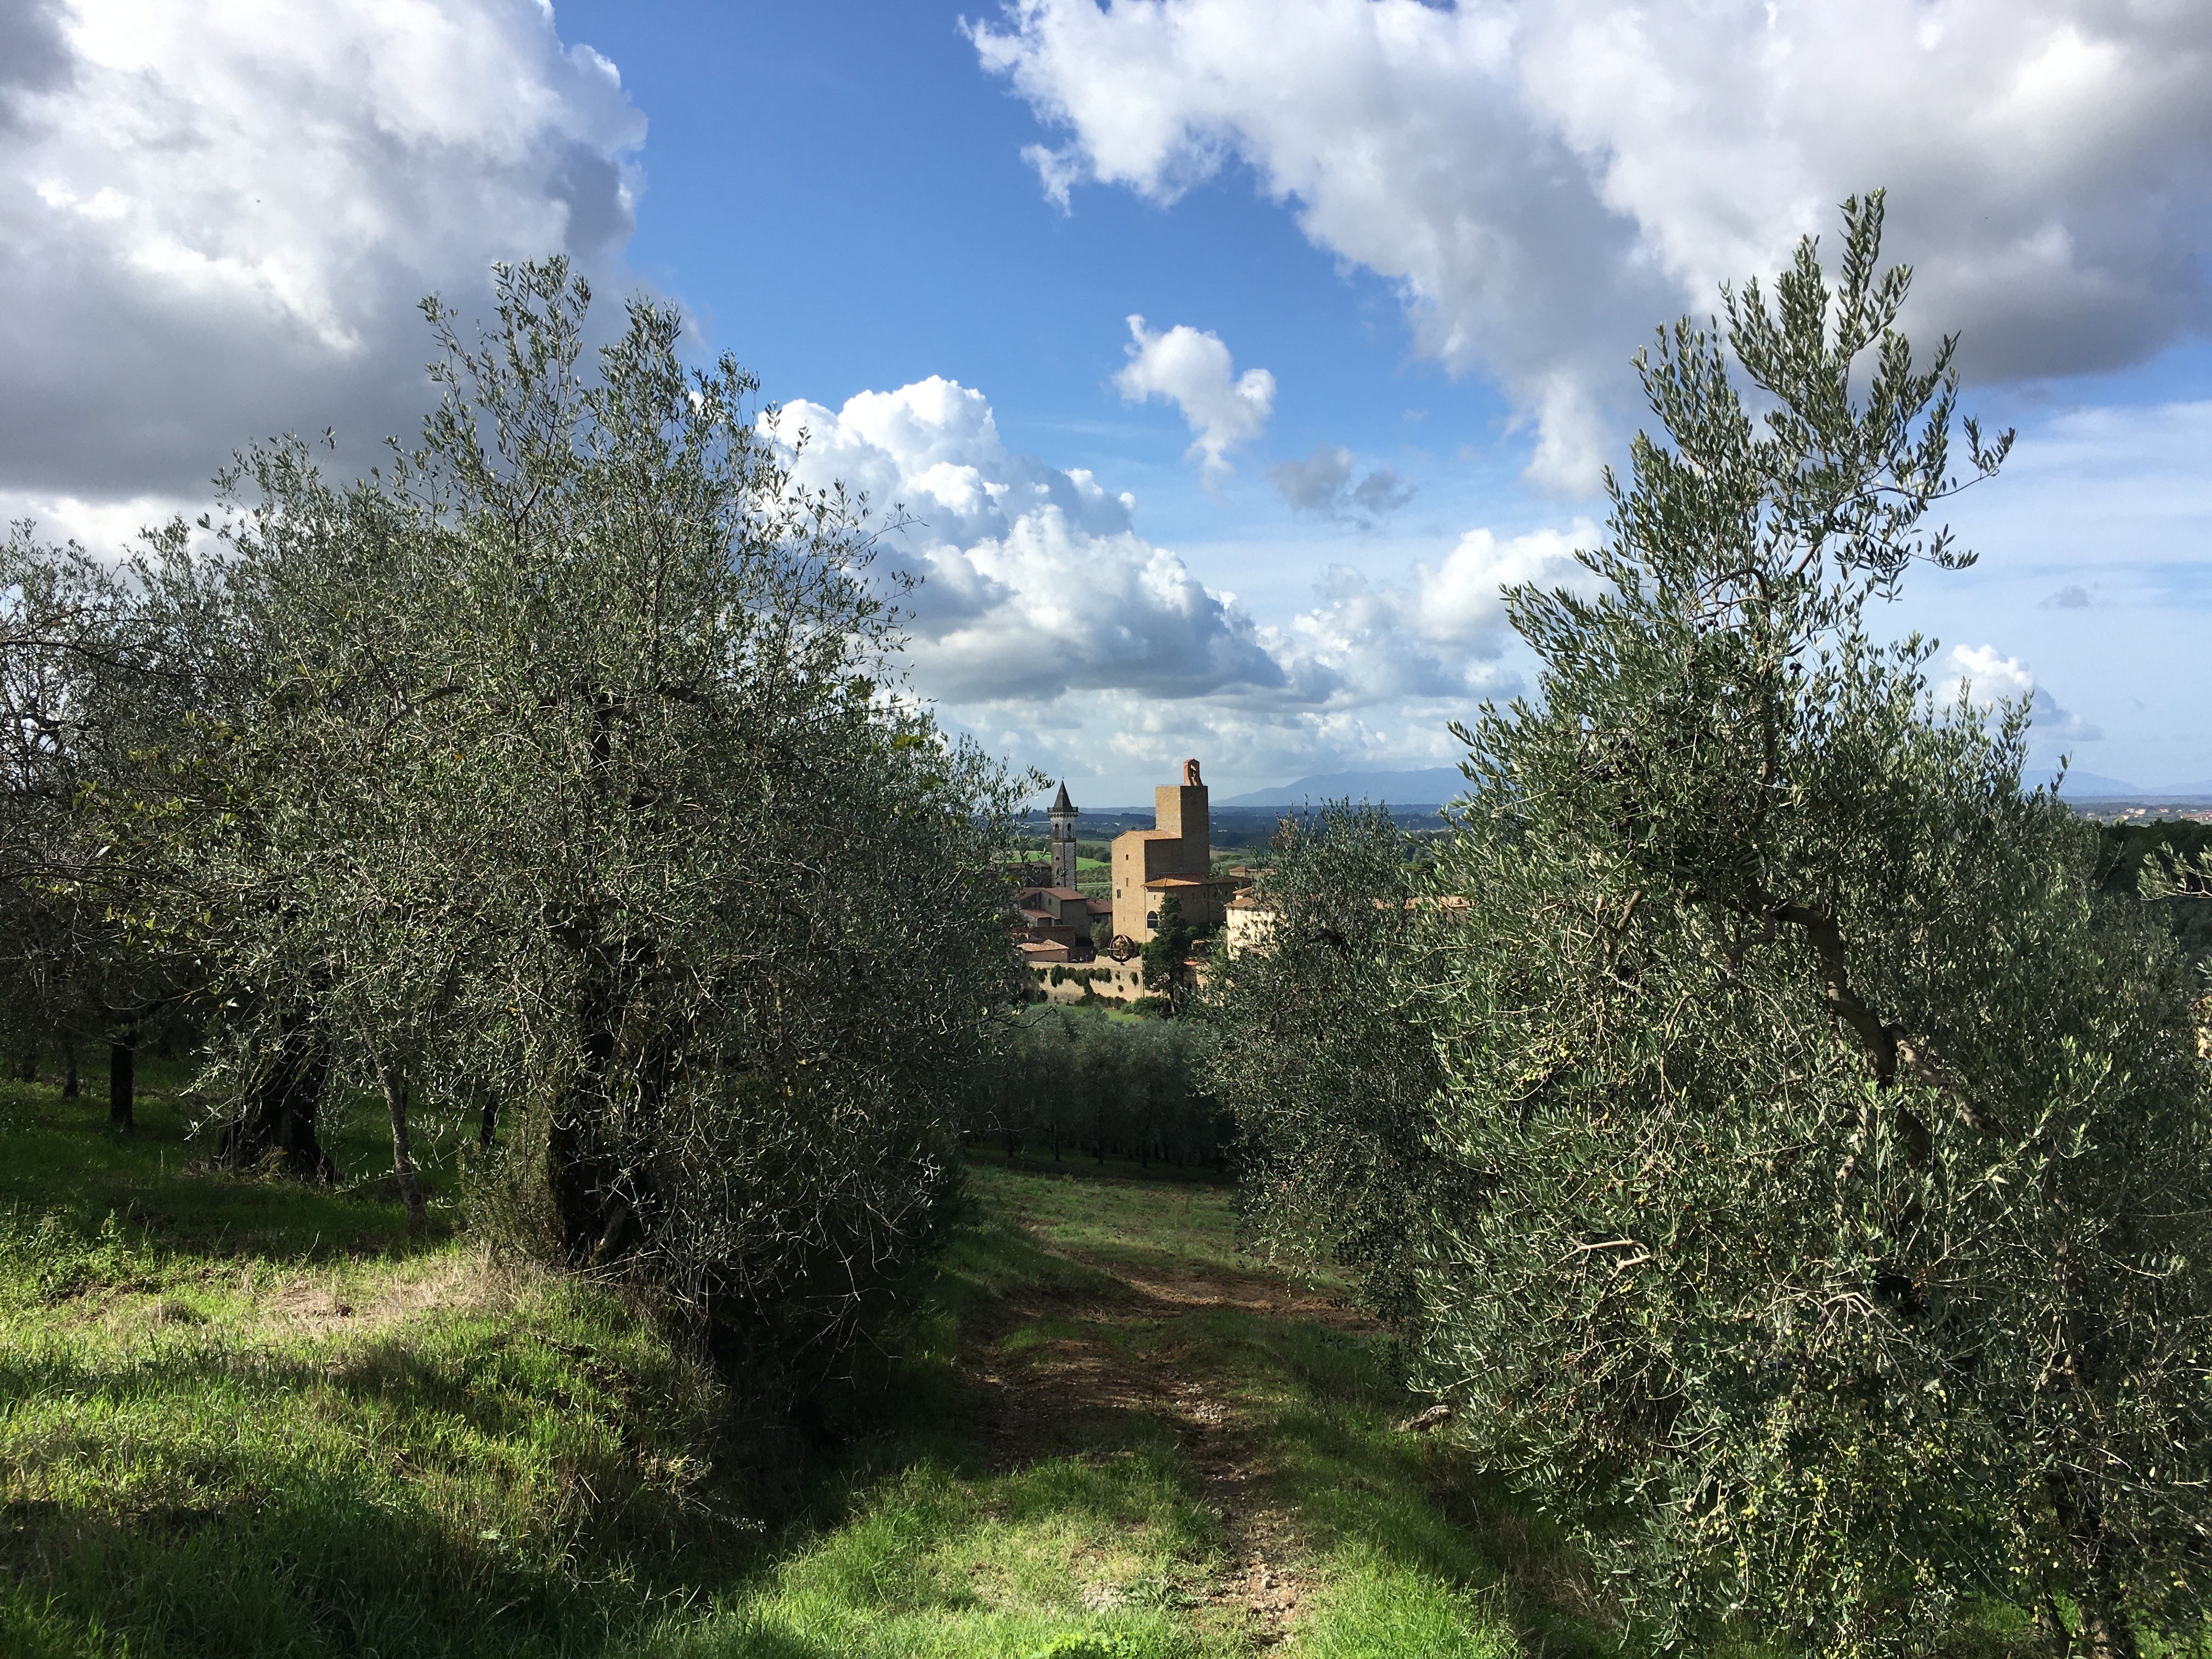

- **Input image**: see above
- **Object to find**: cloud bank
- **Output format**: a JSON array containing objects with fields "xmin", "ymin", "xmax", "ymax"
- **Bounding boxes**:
[
  {"xmin": 0, "ymin": 0, "xmax": 645, "ymax": 520},
  {"xmin": 973, "ymin": 0, "xmax": 2212, "ymax": 492},
  {"xmin": 766, "ymin": 375, "xmax": 1587, "ymax": 783}
]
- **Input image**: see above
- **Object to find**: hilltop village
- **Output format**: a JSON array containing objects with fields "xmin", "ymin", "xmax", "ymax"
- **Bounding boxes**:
[{"xmin": 1008, "ymin": 758, "xmax": 1273, "ymax": 1004}]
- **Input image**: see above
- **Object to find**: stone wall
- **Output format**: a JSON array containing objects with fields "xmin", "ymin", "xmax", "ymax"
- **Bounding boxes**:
[{"xmin": 1024, "ymin": 957, "xmax": 1152, "ymax": 1005}]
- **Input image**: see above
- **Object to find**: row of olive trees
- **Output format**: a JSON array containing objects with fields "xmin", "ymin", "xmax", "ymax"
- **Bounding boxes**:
[
  {"xmin": 1205, "ymin": 198, "xmax": 2212, "ymax": 1659},
  {"xmin": 0, "ymin": 263, "xmax": 1030, "ymax": 1395},
  {"xmin": 1, "ymin": 521, "xmax": 188, "ymax": 1127},
  {"xmin": 965, "ymin": 1008, "xmax": 1228, "ymax": 1172}
]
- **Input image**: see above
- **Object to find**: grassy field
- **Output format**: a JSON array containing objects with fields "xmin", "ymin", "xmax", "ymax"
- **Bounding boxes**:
[{"xmin": 0, "ymin": 1070, "xmax": 1607, "ymax": 1657}]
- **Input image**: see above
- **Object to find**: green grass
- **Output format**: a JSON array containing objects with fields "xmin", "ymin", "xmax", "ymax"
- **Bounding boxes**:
[
  {"xmin": 0, "ymin": 1063, "xmax": 454, "ymax": 1255},
  {"xmin": 2, "ymin": 1076, "xmax": 1584, "ymax": 1658}
]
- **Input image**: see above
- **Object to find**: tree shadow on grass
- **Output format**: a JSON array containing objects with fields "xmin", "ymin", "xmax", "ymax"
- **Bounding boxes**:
[
  {"xmin": 3, "ymin": 1491, "xmax": 673, "ymax": 1659},
  {"xmin": 0, "ymin": 1317, "xmax": 769, "ymax": 1659}
]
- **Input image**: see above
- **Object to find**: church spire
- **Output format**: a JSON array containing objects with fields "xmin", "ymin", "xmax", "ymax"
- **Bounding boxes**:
[{"xmin": 1048, "ymin": 780, "xmax": 1079, "ymax": 889}]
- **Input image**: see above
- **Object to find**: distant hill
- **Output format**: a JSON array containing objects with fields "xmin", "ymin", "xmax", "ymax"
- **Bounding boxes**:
[
  {"xmin": 2041, "ymin": 770, "xmax": 2212, "ymax": 801},
  {"xmin": 2045, "ymin": 770, "xmax": 2147, "ymax": 799},
  {"xmin": 1220, "ymin": 768, "xmax": 1467, "ymax": 810},
  {"xmin": 1218, "ymin": 766, "xmax": 2212, "ymax": 810}
]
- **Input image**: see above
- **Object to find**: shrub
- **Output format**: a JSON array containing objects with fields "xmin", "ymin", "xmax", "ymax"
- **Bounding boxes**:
[{"xmin": 966, "ymin": 1008, "xmax": 1226, "ymax": 1170}]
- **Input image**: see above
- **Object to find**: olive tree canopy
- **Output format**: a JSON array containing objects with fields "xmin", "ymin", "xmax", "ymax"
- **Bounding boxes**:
[
  {"xmin": 1210, "ymin": 197, "xmax": 2212, "ymax": 1657},
  {"xmin": 161, "ymin": 262, "xmax": 1029, "ymax": 1390}
]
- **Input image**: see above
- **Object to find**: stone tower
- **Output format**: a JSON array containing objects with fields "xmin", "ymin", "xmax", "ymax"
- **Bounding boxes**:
[
  {"xmin": 1047, "ymin": 780, "xmax": 1079, "ymax": 890},
  {"xmin": 1109, "ymin": 758, "xmax": 1220, "ymax": 944}
]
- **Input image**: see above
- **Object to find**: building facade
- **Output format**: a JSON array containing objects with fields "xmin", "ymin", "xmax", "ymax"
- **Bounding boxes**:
[
  {"xmin": 1221, "ymin": 890, "xmax": 1278, "ymax": 956},
  {"xmin": 1110, "ymin": 758, "xmax": 1228, "ymax": 944}
]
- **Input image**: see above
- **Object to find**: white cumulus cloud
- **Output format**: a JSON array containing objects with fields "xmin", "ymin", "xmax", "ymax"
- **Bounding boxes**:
[
  {"xmin": 1113, "ymin": 315, "xmax": 1275, "ymax": 482},
  {"xmin": 1272, "ymin": 521, "xmax": 1594, "ymax": 704},
  {"xmin": 0, "ymin": 0, "xmax": 644, "ymax": 522},
  {"xmin": 1941, "ymin": 642, "xmax": 2038, "ymax": 709},
  {"xmin": 767, "ymin": 376, "xmax": 1284, "ymax": 704},
  {"xmin": 1938, "ymin": 642, "xmax": 2101, "ymax": 744},
  {"xmin": 973, "ymin": 0, "xmax": 2212, "ymax": 493},
  {"xmin": 765, "ymin": 374, "xmax": 1590, "ymax": 762}
]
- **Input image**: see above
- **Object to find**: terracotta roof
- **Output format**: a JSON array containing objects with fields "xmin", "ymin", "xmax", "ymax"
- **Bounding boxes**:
[
  {"xmin": 1037, "ymin": 887, "xmax": 1083, "ymax": 901},
  {"xmin": 1143, "ymin": 873, "xmax": 1227, "ymax": 889}
]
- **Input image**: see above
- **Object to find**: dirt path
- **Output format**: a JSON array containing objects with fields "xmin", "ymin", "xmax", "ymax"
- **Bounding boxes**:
[{"xmin": 960, "ymin": 1241, "xmax": 1374, "ymax": 1648}]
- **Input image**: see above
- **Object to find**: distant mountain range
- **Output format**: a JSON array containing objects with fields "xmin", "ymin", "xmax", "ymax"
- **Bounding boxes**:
[
  {"xmin": 1218, "ymin": 768, "xmax": 1467, "ymax": 810},
  {"xmin": 1213, "ymin": 766, "xmax": 2212, "ymax": 810},
  {"xmin": 2042, "ymin": 770, "xmax": 2212, "ymax": 800}
]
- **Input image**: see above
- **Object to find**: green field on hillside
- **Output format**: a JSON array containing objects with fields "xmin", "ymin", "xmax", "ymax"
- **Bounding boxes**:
[{"xmin": 0, "ymin": 1073, "xmax": 1600, "ymax": 1658}]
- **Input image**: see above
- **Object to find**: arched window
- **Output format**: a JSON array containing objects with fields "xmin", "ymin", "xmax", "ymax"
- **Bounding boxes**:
[{"xmin": 1146, "ymin": 911, "xmax": 1158, "ymax": 929}]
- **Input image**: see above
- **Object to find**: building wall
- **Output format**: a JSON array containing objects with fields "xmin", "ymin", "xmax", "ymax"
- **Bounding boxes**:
[
  {"xmin": 1109, "ymin": 833, "xmax": 1155, "ymax": 942},
  {"xmin": 1025, "ymin": 956, "xmax": 1152, "ymax": 1004},
  {"xmin": 1110, "ymin": 786, "xmax": 1214, "ymax": 941},
  {"xmin": 1152, "ymin": 784, "xmax": 1208, "ymax": 855},
  {"xmin": 1221, "ymin": 900, "xmax": 1277, "ymax": 956}
]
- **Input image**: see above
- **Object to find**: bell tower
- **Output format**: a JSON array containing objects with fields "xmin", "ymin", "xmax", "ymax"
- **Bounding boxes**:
[{"xmin": 1047, "ymin": 780, "xmax": 1079, "ymax": 889}]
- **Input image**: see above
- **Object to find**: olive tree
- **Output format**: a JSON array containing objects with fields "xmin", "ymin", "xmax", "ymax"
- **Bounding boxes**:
[
  {"xmin": 1223, "ymin": 197, "xmax": 2212, "ymax": 1656},
  {"xmin": 1200, "ymin": 803, "xmax": 1446, "ymax": 1327},
  {"xmin": 0, "ymin": 525, "xmax": 233, "ymax": 1127},
  {"xmin": 178, "ymin": 262, "xmax": 1029, "ymax": 1386},
  {"xmin": 1434, "ymin": 195, "xmax": 2212, "ymax": 1656}
]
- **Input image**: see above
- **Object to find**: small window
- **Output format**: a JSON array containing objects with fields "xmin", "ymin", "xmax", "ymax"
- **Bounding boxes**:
[{"xmin": 1146, "ymin": 911, "xmax": 1158, "ymax": 929}]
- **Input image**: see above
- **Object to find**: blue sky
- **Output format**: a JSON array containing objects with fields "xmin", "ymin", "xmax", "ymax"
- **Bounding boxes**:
[{"xmin": 3, "ymin": 0, "xmax": 2209, "ymax": 804}]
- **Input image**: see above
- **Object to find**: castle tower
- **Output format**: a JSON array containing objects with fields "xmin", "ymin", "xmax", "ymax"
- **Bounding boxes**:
[
  {"xmin": 1110, "ymin": 758, "xmax": 1221, "ymax": 944},
  {"xmin": 1047, "ymin": 780, "xmax": 1080, "ymax": 890}
]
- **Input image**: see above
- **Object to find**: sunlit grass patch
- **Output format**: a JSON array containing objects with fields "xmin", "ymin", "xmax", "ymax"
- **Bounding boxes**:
[
  {"xmin": 646, "ymin": 1442, "xmax": 1224, "ymax": 1659},
  {"xmin": 1, "ymin": 1199, "xmax": 740, "ymax": 1657},
  {"xmin": 964, "ymin": 1163, "xmax": 1245, "ymax": 1280},
  {"xmin": 1294, "ymin": 1547, "xmax": 1514, "ymax": 1659},
  {"xmin": 998, "ymin": 1316, "xmax": 1092, "ymax": 1355}
]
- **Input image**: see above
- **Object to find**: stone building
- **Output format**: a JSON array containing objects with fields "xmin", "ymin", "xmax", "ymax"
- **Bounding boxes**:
[
  {"xmin": 1110, "ymin": 758, "xmax": 1230, "ymax": 945},
  {"xmin": 1220, "ymin": 890, "xmax": 1278, "ymax": 956}
]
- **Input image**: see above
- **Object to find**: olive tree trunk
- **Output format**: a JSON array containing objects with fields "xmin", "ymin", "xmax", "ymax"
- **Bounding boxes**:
[
  {"xmin": 216, "ymin": 1006, "xmax": 336, "ymax": 1180},
  {"xmin": 108, "ymin": 1028, "xmax": 134, "ymax": 1129},
  {"xmin": 376, "ymin": 1056, "xmax": 427, "ymax": 1235}
]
